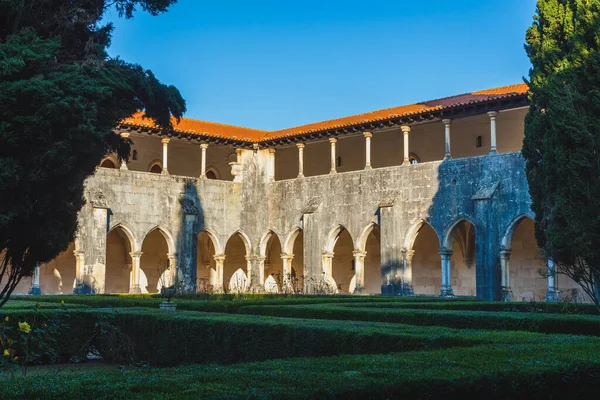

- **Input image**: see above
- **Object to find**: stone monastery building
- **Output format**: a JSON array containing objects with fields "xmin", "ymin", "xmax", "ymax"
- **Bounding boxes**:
[{"xmin": 17, "ymin": 83, "xmax": 583, "ymax": 302}]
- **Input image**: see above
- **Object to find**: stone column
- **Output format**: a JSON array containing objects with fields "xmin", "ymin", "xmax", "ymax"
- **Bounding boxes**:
[
  {"xmin": 401, "ymin": 125, "xmax": 411, "ymax": 164},
  {"xmin": 439, "ymin": 248, "xmax": 454, "ymax": 297},
  {"xmin": 329, "ymin": 138, "xmax": 337, "ymax": 174},
  {"xmin": 322, "ymin": 252, "xmax": 334, "ymax": 276},
  {"xmin": 546, "ymin": 258, "xmax": 560, "ymax": 302},
  {"xmin": 379, "ymin": 205, "xmax": 403, "ymax": 295},
  {"xmin": 442, "ymin": 119, "xmax": 452, "ymax": 159},
  {"xmin": 487, "ymin": 111, "xmax": 497, "ymax": 154},
  {"xmin": 364, "ymin": 132, "xmax": 372, "ymax": 169},
  {"xmin": 28, "ymin": 264, "xmax": 41, "ymax": 295},
  {"xmin": 73, "ymin": 250, "xmax": 86, "ymax": 294},
  {"xmin": 296, "ymin": 143, "xmax": 305, "ymax": 178},
  {"xmin": 499, "ymin": 249, "xmax": 513, "ymax": 301},
  {"xmin": 212, "ymin": 254, "xmax": 225, "ymax": 293},
  {"xmin": 401, "ymin": 249, "xmax": 415, "ymax": 295},
  {"xmin": 199, "ymin": 143, "xmax": 208, "ymax": 179},
  {"xmin": 281, "ymin": 253, "xmax": 294, "ymax": 292},
  {"xmin": 129, "ymin": 251, "xmax": 143, "ymax": 294},
  {"xmin": 120, "ymin": 132, "xmax": 130, "ymax": 170},
  {"xmin": 83, "ymin": 205, "xmax": 108, "ymax": 294},
  {"xmin": 161, "ymin": 138, "xmax": 170, "ymax": 174},
  {"xmin": 268, "ymin": 148, "xmax": 276, "ymax": 181},
  {"xmin": 352, "ymin": 250, "xmax": 367, "ymax": 294},
  {"xmin": 247, "ymin": 255, "xmax": 266, "ymax": 292}
]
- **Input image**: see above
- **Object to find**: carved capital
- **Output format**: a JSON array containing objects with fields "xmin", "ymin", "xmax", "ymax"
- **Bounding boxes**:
[{"xmin": 401, "ymin": 125, "xmax": 411, "ymax": 134}]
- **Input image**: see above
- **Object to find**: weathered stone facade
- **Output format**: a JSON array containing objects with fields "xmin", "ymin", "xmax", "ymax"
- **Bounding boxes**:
[{"xmin": 18, "ymin": 84, "xmax": 585, "ymax": 301}]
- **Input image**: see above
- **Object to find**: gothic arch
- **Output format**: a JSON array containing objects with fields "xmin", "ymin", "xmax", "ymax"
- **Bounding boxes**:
[
  {"xmin": 226, "ymin": 230, "xmax": 252, "ymax": 255},
  {"xmin": 201, "ymin": 228, "xmax": 223, "ymax": 254},
  {"xmin": 404, "ymin": 219, "xmax": 440, "ymax": 251},
  {"xmin": 282, "ymin": 226, "xmax": 302, "ymax": 255},
  {"xmin": 501, "ymin": 213, "xmax": 535, "ymax": 249},
  {"xmin": 356, "ymin": 222, "xmax": 379, "ymax": 251},
  {"xmin": 142, "ymin": 226, "xmax": 176, "ymax": 255},
  {"xmin": 108, "ymin": 223, "xmax": 138, "ymax": 252},
  {"xmin": 442, "ymin": 217, "xmax": 476, "ymax": 249},
  {"xmin": 324, "ymin": 224, "xmax": 351, "ymax": 254},
  {"xmin": 259, "ymin": 229, "xmax": 283, "ymax": 257}
]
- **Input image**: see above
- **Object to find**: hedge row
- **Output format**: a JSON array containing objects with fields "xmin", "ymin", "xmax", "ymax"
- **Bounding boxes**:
[
  {"xmin": 1, "ymin": 308, "xmax": 486, "ymax": 367},
  {"xmin": 17, "ymin": 294, "xmax": 469, "ymax": 313},
  {"xmin": 238, "ymin": 305, "xmax": 600, "ymax": 336},
  {"xmin": 342, "ymin": 300, "xmax": 600, "ymax": 315},
  {"xmin": 4, "ymin": 307, "xmax": 594, "ymax": 367},
  {"xmin": 2, "ymin": 343, "xmax": 600, "ymax": 399}
]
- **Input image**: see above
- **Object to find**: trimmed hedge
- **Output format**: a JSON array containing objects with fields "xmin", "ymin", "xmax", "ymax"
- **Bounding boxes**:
[
  {"xmin": 238, "ymin": 304, "xmax": 600, "ymax": 336},
  {"xmin": 2, "ymin": 343, "xmax": 600, "ymax": 399},
  {"xmin": 18, "ymin": 294, "xmax": 469, "ymax": 313},
  {"xmin": 3, "ymin": 300, "xmax": 88, "ymax": 309},
  {"xmin": 340, "ymin": 300, "xmax": 600, "ymax": 315},
  {"xmin": 1, "ymin": 308, "xmax": 486, "ymax": 367}
]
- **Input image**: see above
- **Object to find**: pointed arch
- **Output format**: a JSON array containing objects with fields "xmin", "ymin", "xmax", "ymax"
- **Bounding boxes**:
[
  {"xmin": 259, "ymin": 229, "xmax": 282, "ymax": 257},
  {"xmin": 404, "ymin": 219, "xmax": 440, "ymax": 251},
  {"xmin": 324, "ymin": 224, "xmax": 352, "ymax": 254},
  {"xmin": 142, "ymin": 226, "xmax": 175, "ymax": 254},
  {"xmin": 108, "ymin": 223, "xmax": 137, "ymax": 252},
  {"xmin": 283, "ymin": 226, "xmax": 302, "ymax": 254},
  {"xmin": 356, "ymin": 222, "xmax": 379, "ymax": 251},
  {"xmin": 226, "ymin": 230, "xmax": 252, "ymax": 255},
  {"xmin": 201, "ymin": 228, "xmax": 223, "ymax": 254},
  {"xmin": 501, "ymin": 213, "xmax": 535, "ymax": 249},
  {"xmin": 443, "ymin": 217, "xmax": 476, "ymax": 249}
]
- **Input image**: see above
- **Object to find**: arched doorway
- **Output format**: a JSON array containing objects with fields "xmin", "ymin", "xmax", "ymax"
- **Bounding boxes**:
[
  {"xmin": 328, "ymin": 226, "xmax": 354, "ymax": 293},
  {"xmin": 140, "ymin": 228, "xmax": 171, "ymax": 293},
  {"xmin": 38, "ymin": 242, "xmax": 77, "ymax": 294},
  {"xmin": 100, "ymin": 158, "xmax": 117, "ymax": 168},
  {"xmin": 363, "ymin": 226, "xmax": 382, "ymax": 294},
  {"xmin": 410, "ymin": 222, "xmax": 442, "ymax": 295},
  {"xmin": 106, "ymin": 227, "xmax": 133, "ymax": 293},
  {"xmin": 447, "ymin": 219, "xmax": 476, "ymax": 296},
  {"xmin": 261, "ymin": 231, "xmax": 283, "ymax": 293},
  {"xmin": 149, "ymin": 161, "xmax": 163, "ymax": 174},
  {"xmin": 224, "ymin": 232, "xmax": 250, "ymax": 293},
  {"xmin": 197, "ymin": 231, "xmax": 217, "ymax": 292}
]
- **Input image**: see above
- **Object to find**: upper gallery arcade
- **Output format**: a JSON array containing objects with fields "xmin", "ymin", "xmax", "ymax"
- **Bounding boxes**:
[{"xmin": 16, "ymin": 83, "xmax": 584, "ymax": 302}]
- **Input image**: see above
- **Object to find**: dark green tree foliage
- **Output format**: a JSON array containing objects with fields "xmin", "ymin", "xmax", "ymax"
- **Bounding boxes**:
[
  {"xmin": 523, "ymin": 0, "xmax": 600, "ymax": 305},
  {"xmin": 0, "ymin": 0, "xmax": 185, "ymax": 306}
]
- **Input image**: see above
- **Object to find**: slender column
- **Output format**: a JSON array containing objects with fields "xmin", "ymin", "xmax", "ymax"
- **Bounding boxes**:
[
  {"xmin": 281, "ymin": 253, "xmax": 294, "ymax": 292},
  {"xmin": 161, "ymin": 138, "xmax": 170, "ymax": 174},
  {"xmin": 129, "ymin": 251, "xmax": 143, "ymax": 294},
  {"xmin": 352, "ymin": 250, "xmax": 367, "ymax": 294},
  {"xmin": 439, "ymin": 248, "xmax": 454, "ymax": 297},
  {"xmin": 28, "ymin": 264, "xmax": 42, "ymax": 295},
  {"xmin": 322, "ymin": 252, "xmax": 334, "ymax": 276},
  {"xmin": 73, "ymin": 250, "xmax": 86, "ymax": 294},
  {"xmin": 487, "ymin": 111, "xmax": 497, "ymax": 154},
  {"xmin": 329, "ymin": 138, "xmax": 337, "ymax": 174},
  {"xmin": 442, "ymin": 119, "xmax": 452, "ymax": 159},
  {"xmin": 268, "ymin": 148, "xmax": 276, "ymax": 181},
  {"xmin": 212, "ymin": 254, "xmax": 225, "ymax": 293},
  {"xmin": 296, "ymin": 143, "xmax": 305, "ymax": 178},
  {"xmin": 499, "ymin": 249, "xmax": 513, "ymax": 301},
  {"xmin": 364, "ymin": 132, "xmax": 372, "ymax": 169},
  {"xmin": 401, "ymin": 125, "xmax": 411, "ymax": 164},
  {"xmin": 546, "ymin": 258, "xmax": 560, "ymax": 302},
  {"xmin": 120, "ymin": 132, "xmax": 130, "ymax": 170},
  {"xmin": 199, "ymin": 143, "xmax": 208, "ymax": 179},
  {"xmin": 402, "ymin": 249, "xmax": 415, "ymax": 295}
]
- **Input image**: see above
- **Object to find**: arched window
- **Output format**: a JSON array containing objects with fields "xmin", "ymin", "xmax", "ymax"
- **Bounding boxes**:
[
  {"xmin": 205, "ymin": 170, "xmax": 217, "ymax": 179},
  {"xmin": 409, "ymin": 153, "xmax": 420, "ymax": 165},
  {"xmin": 100, "ymin": 158, "xmax": 116, "ymax": 168},
  {"xmin": 149, "ymin": 161, "xmax": 163, "ymax": 174}
]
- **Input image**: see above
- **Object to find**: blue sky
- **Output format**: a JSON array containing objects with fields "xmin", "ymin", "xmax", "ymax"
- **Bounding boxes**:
[{"xmin": 106, "ymin": 0, "xmax": 537, "ymax": 130}]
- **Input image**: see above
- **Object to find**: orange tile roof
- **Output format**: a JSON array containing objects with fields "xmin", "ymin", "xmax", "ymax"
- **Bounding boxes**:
[{"xmin": 121, "ymin": 83, "xmax": 528, "ymax": 143}]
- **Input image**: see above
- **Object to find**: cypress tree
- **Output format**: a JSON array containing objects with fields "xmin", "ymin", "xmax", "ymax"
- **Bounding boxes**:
[
  {"xmin": 0, "ymin": 1, "xmax": 185, "ymax": 306},
  {"xmin": 523, "ymin": 0, "xmax": 600, "ymax": 305}
]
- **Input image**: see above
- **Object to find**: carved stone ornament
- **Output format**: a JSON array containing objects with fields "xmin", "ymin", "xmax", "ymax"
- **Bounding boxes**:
[
  {"xmin": 88, "ymin": 189, "xmax": 108, "ymax": 209},
  {"xmin": 302, "ymin": 197, "xmax": 323, "ymax": 214}
]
